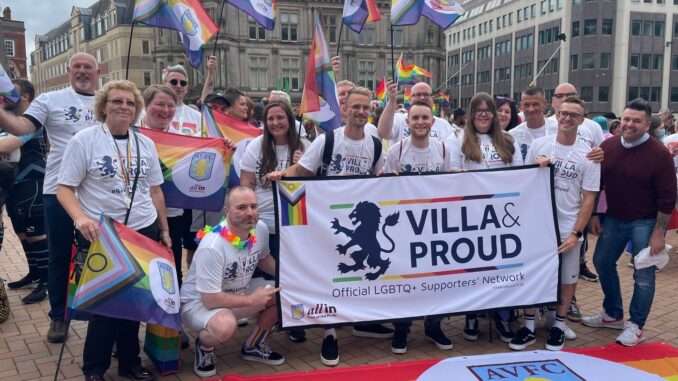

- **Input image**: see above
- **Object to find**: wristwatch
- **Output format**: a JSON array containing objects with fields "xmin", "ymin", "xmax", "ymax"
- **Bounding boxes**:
[{"xmin": 571, "ymin": 230, "xmax": 583, "ymax": 238}]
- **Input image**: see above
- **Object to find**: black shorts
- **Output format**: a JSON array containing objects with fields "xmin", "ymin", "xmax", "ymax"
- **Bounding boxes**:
[{"xmin": 6, "ymin": 179, "xmax": 45, "ymax": 237}]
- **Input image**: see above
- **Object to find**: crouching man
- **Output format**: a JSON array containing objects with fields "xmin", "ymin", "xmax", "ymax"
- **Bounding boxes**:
[{"xmin": 180, "ymin": 186, "xmax": 284, "ymax": 377}]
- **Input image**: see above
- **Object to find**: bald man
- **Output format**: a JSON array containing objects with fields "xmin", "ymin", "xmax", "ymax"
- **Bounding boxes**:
[
  {"xmin": 547, "ymin": 83, "xmax": 604, "ymax": 148},
  {"xmin": 0, "ymin": 52, "xmax": 101, "ymax": 343}
]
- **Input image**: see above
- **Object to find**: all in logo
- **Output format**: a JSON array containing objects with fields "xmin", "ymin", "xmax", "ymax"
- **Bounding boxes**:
[
  {"xmin": 331, "ymin": 201, "xmax": 400, "ymax": 280},
  {"xmin": 306, "ymin": 303, "xmax": 337, "ymax": 319},
  {"xmin": 467, "ymin": 359, "xmax": 585, "ymax": 381},
  {"xmin": 157, "ymin": 261, "xmax": 176, "ymax": 295},
  {"xmin": 291, "ymin": 304, "xmax": 304, "ymax": 320},
  {"xmin": 189, "ymin": 152, "xmax": 216, "ymax": 182}
]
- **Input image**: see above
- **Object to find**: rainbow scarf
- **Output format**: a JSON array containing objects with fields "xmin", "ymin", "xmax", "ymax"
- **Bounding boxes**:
[
  {"xmin": 342, "ymin": 0, "xmax": 381, "ymax": 33},
  {"xmin": 396, "ymin": 54, "xmax": 432, "ymax": 85}
]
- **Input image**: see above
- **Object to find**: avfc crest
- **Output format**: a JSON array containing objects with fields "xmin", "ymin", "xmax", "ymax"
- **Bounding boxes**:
[
  {"xmin": 157, "ymin": 261, "xmax": 176, "ymax": 295},
  {"xmin": 291, "ymin": 304, "xmax": 304, "ymax": 320},
  {"xmin": 181, "ymin": 9, "xmax": 198, "ymax": 36},
  {"xmin": 189, "ymin": 152, "xmax": 216, "ymax": 181}
]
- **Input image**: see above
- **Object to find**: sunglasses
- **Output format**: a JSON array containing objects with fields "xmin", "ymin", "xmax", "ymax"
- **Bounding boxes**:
[{"xmin": 169, "ymin": 79, "xmax": 188, "ymax": 87}]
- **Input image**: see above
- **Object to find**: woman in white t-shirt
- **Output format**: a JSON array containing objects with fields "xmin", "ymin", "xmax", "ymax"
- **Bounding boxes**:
[
  {"xmin": 448, "ymin": 92, "xmax": 523, "ymax": 344},
  {"xmin": 57, "ymin": 80, "xmax": 170, "ymax": 381}
]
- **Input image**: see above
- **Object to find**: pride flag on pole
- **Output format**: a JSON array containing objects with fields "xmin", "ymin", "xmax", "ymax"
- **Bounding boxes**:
[
  {"xmin": 138, "ymin": 127, "xmax": 232, "ymax": 211},
  {"xmin": 0, "ymin": 63, "xmax": 19, "ymax": 104},
  {"xmin": 396, "ymin": 53, "xmax": 432, "ymax": 85},
  {"xmin": 70, "ymin": 215, "xmax": 181, "ymax": 330},
  {"xmin": 390, "ymin": 0, "xmax": 464, "ymax": 29},
  {"xmin": 342, "ymin": 0, "xmax": 381, "ymax": 33},
  {"xmin": 227, "ymin": 0, "xmax": 276, "ymax": 30},
  {"xmin": 300, "ymin": 15, "xmax": 342, "ymax": 133},
  {"xmin": 133, "ymin": 0, "xmax": 219, "ymax": 68},
  {"xmin": 376, "ymin": 77, "xmax": 386, "ymax": 103}
]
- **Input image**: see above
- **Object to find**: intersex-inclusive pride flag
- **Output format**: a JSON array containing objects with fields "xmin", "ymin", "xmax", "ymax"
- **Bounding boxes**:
[
  {"xmin": 342, "ymin": 0, "xmax": 381, "ymax": 33},
  {"xmin": 138, "ymin": 127, "xmax": 232, "ymax": 211},
  {"xmin": 0, "ymin": 63, "xmax": 19, "ymax": 104},
  {"xmin": 396, "ymin": 53, "xmax": 432, "ymax": 85},
  {"xmin": 300, "ymin": 15, "xmax": 342, "ymax": 133},
  {"xmin": 391, "ymin": 0, "xmax": 465, "ymax": 29},
  {"xmin": 70, "ymin": 215, "xmax": 181, "ymax": 330},
  {"xmin": 133, "ymin": 0, "xmax": 218, "ymax": 68},
  {"xmin": 376, "ymin": 77, "xmax": 386, "ymax": 103},
  {"xmin": 227, "ymin": 0, "xmax": 276, "ymax": 30}
]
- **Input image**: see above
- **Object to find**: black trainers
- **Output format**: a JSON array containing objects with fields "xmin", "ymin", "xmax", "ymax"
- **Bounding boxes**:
[
  {"xmin": 22, "ymin": 282, "xmax": 47, "ymax": 304},
  {"xmin": 46, "ymin": 320, "xmax": 69, "ymax": 343},
  {"xmin": 424, "ymin": 326, "xmax": 453, "ymax": 350},
  {"xmin": 579, "ymin": 262, "xmax": 598, "ymax": 282},
  {"xmin": 289, "ymin": 328, "xmax": 307, "ymax": 343},
  {"xmin": 463, "ymin": 316, "xmax": 479, "ymax": 341},
  {"xmin": 545, "ymin": 326, "xmax": 565, "ymax": 351},
  {"xmin": 8, "ymin": 274, "xmax": 39, "ymax": 290},
  {"xmin": 509, "ymin": 327, "xmax": 536, "ymax": 351},
  {"xmin": 391, "ymin": 327, "xmax": 409, "ymax": 354},
  {"xmin": 181, "ymin": 332, "xmax": 190, "ymax": 349},
  {"xmin": 495, "ymin": 319, "xmax": 515, "ymax": 343},
  {"xmin": 320, "ymin": 335, "xmax": 339, "ymax": 366},
  {"xmin": 194, "ymin": 338, "xmax": 216, "ymax": 377},
  {"xmin": 241, "ymin": 342, "xmax": 285, "ymax": 365},
  {"xmin": 352, "ymin": 324, "xmax": 394, "ymax": 339}
]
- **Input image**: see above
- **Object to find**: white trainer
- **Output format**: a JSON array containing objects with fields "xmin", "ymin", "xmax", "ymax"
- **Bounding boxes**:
[
  {"xmin": 581, "ymin": 311, "xmax": 625, "ymax": 330},
  {"xmin": 616, "ymin": 321, "xmax": 646, "ymax": 347},
  {"xmin": 564, "ymin": 324, "xmax": 577, "ymax": 340}
]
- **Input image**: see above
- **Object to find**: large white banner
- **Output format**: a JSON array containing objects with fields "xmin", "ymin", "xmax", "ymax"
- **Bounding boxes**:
[{"xmin": 275, "ymin": 166, "xmax": 560, "ymax": 328}]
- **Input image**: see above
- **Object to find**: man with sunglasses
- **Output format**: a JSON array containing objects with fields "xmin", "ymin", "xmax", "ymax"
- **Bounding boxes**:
[
  {"xmin": 0, "ymin": 52, "xmax": 100, "ymax": 343},
  {"xmin": 160, "ymin": 64, "xmax": 202, "ymax": 137}
]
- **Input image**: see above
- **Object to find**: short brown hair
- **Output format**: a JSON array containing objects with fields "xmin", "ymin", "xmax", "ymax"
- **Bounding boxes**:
[
  {"xmin": 345, "ymin": 86, "xmax": 372, "ymax": 104},
  {"xmin": 143, "ymin": 84, "xmax": 178, "ymax": 107}
]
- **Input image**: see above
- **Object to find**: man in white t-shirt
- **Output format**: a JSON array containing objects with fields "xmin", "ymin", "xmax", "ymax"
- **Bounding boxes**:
[
  {"xmin": 162, "ymin": 64, "xmax": 202, "ymax": 136},
  {"xmin": 378, "ymin": 81, "xmax": 453, "ymax": 144},
  {"xmin": 511, "ymin": 97, "xmax": 599, "ymax": 352},
  {"xmin": 180, "ymin": 186, "xmax": 282, "ymax": 377},
  {"xmin": 0, "ymin": 52, "xmax": 100, "ymax": 343},
  {"xmin": 547, "ymin": 83, "xmax": 604, "ymax": 149},
  {"xmin": 509, "ymin": 87, "xmax": 559, "ymax": 160},
  {"xmin": 269, "ymin": 87, "xmax": 385, "ymax": 366}
]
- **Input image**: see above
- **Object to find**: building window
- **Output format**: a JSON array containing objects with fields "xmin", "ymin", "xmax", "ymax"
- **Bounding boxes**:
[
  {"xmin": 322, "ymin": 15, "xmax": 337, "ymax": 43},
  {"xmin": 249, "ymin": 56, "xmax": 267, "ymax": 90},
  {"xmin": 541, "ymin": 0, "xmax": 547, "ymax": 14},
  {"xmin": 571, "ymin": 54, "xmax": 579, "ymax": 70},
  {"xmin": 249, "ymin": 19, "xmax": 265, "ymax": 40},
  {"xmin": 143, "ymin": 72, "xmax": 151, "ymax": 86},
  {"xmin": 4, "ymin": 40, "xmax": 14, "ymax": 57},
  {"xmin": 602, "ymin": 19, "xmax": 613, "ymax": 35},
  {"xmin": 358, "ymin": 60, "xmax": 375, "ymax": 90},
  {"xmin": 643, "ymin": 21, "xmax": 654, "ymax": 36},
  {"xmin": 654, "ymin": 21, "xmax": 665, "ymax": 37},
  {"xmin": 631, "ymin": 21, "xmax": 641, "ymax": 36},
  {"xmin": 641, "ymin": 54, "xmax": 651, "ymax": 69},
  {"xmin": 584, "ymin": 19, "xmax": 597, "ymax": 35},
  {"xmin": 572, "ymin": 22, "xmax": 580, "ymax": 37},
  {"xmin": 359, "ymin": 26, "xmax": 375, "ymax": 45},
  {"xmin": 531, "ymin": 4, "xmax": 536, "ymax": 18},
  {"xmin": 599, "ymin": 86, "xmax": 609, "ymax": 102},
  {"xmin": 651, "ymin": 87, "xmax": 661, "ymax": 102},
  {"xmin": 673, "ymin": 55, "xmax": 678, "ymax": 70},
  {"xmin": 652, "ymin": 54, "xmax": 663, "ymax": 70},
  {"xmin": 387, "ymin": 27, "xmax": 402, "ymax": 47},
  {"xmin": 281, "ymin": 13, "xmax": 298, "ymax": 42},
  {"xmin": 281, "ymin": 57, "xmax": 300, "ymax": 90},
  {"xmin": 582, "ymin": 53, "xmax": 595, "ymax": 69},
  {"xmin": 580, "ymin": 87, "xmax": 593, "ymax": 102},
  {"xmin": 142, "ymin": 40, "xmax": 150, "ymax": 54},
  {"xmin": 600, "ymin": 53, "xmax": 611, "ymax": 69},
  {"xmin": 671, "ymin": 87, "xmax": 678, "ymax": 102}
]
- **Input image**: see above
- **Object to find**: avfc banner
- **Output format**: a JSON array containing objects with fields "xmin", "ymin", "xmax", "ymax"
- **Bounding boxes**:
[{"xmin": 274, "ymin": 166, "xmax": 560, "ymax": 328}]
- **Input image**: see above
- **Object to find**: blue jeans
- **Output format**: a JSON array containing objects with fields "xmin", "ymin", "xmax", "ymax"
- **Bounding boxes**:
[
  {"xmin": 592, "ymin": 216, "xmax": 656, "ymax": 328},
  {"xmin": 44, "ymin": 194, "xmax": 76, "ymax": 321}
]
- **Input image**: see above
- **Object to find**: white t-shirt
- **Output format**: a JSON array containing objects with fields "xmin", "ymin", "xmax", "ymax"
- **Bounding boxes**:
[
  {"xmin": 180, "ymin": 221, "xmax": 270, "ymax": 303},
  {"xmin": 526, "ymin": 135, "xmax": 600, "ymax": 239},
  {"xmin": 509, "ymin": 118, "xmax": 559, "ymax": 161},
  {"xmin": 58, "ymin": 124, "xmax": 164, "ymax": 231},
  {"xmin": 24, "ymin": 86, "xmax": 98, "ymax": 194},
  {"xmin": 389, "ymin": 113, "xmax": 453, "ymax": 144},
  {"xmin": 299, "ymin": 127, "xmax": 385, "ymax": 176},
  {"xmin": 448, "ymin": 131, "xmax": 524, "ymax": 171},
  {"xmin": 239, "ymin": 135, "xmax": 310, "ymax": 233},
  {"xmin": 384, "ymin": 137, "xmax": 451, "ymax": 173},
  {"xmin": 547, "ymin": 115, "xmax": 605, "ymax": 148}
]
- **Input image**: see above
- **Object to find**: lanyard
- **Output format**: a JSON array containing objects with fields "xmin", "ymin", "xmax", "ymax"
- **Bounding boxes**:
[
  {"xmin": 525, "ymin": 122, "xmax": 550, "ymax": 144},
  {"xmin": 102, "ymin": 124, "xmax": 134, "ymax": 207},
  {"xmin": 549, "ymin": 139, "xmax": 578, "ymax": 175},
  {"xmin": 70, "ymin": 87, "xmax": 96, "ymax": 126}
]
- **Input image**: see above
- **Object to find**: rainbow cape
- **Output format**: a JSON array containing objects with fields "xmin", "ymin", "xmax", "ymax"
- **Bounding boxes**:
[
  {"xmin": 391, "ymin": 0, "xmax": 465, "ymax": 29},
  {"xmin": 70, "ymin": 215, "xmax": 181, "ymax": 330},
  {"xmin": 396, "ymin": 53, "xmax": 431, "ymax": 85},
  {"xmin": 227, "ymin": 0, "xmax": 276, "ymax": 30},
  {"xmin": 376, "ymin": 77, "xmax": 386, "ymax": 103},
  {"xmin": 403, "ymin": 88, "xmax": 411, "ymax": 109},
  {"xmin": 342, "ymin": 0, "xmax": 381, "ymax": 33},
  {"xmin": 300, "ymin": 15, "xmax": 342, "ymax": 133},
  {"xmin": 133, "ymin": 0, "xmax": 218, "ymax": 68},
  {"xmin": 138, "ymin": 127, "xmax": 232, "ymax": 211},
  {"xmin": 0, "ymin": 63, "xmax": 19, "ymax": 103}
]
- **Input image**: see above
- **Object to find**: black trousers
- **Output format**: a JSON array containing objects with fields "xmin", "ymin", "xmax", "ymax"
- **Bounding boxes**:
[
  {"xmin": 81, "ymin": 220, "xmax": 159, "ymax": 376},
  {"xmin": 167, "ymin": 215, "xmax": 185, "ymax": 287}
]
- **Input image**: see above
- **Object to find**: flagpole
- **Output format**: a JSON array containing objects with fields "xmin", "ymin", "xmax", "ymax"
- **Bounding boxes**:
[
  {"xmin": 434, "ymin": 62, "xmax": 468, "ymax": 93},
  {"xmin": 125, "ymin": 20, "xmax": 136, "ymax": 80},
  {"xmin": 336, "ymin": 22, "xmax": 344, "ymax": 57},
  {"xmin": 212, "ymin": 0, "xmax": 226, "ymax": 57},
  {"xmin": 390, "ymin": 24, "xmax": 396, "ymax": 83}
]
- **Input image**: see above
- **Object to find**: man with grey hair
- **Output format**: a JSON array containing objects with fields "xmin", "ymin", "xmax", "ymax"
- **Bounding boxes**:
[
  {"xmin": 0, "ymin": 52, "xmax": 100, "ymax": 343},
  {"xmin": 159, "ymin": 63, "xmax": 202, "ymax": 136}
]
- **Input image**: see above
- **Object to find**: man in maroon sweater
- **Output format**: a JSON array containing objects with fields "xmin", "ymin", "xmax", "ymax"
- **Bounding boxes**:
[{"xmin": 582, "ymin": 98, "xmax": 676, "ymax": 346}]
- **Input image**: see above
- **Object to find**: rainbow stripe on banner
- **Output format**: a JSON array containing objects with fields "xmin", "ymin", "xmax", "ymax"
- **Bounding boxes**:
[
  {"xmin": 278, "ymin": 182, "xmax": 308, "ymax": 226},
  {"xmin": 329, "ymin": 192, "xmax": 521, "ymax": 210},
  {"xmin": 70, "ymin": 215, "xmax": 181, "ymax": 330}
]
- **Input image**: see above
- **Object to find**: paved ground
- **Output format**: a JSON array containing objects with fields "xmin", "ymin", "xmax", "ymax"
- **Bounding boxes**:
[{"xmin": 3, "ymin": 212, "xmax": 678, "ymax": 381}]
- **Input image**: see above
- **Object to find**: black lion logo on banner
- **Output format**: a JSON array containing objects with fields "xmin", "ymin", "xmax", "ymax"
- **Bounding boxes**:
[{"xmin": 331, "ymin": 201, "xmax": 400, "ymax": 280}]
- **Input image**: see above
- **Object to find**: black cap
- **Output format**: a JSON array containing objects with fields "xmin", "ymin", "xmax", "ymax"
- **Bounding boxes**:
[
  {"xmin": 601, "ymin": 112, "xmax": 617, "ymax": 120},
  {"xmin": 204, "ymin": 93, "xmax": 229, "ymax": 107},
  {"xmin": 453, "ymin": 108, "xmax": 466, "ymax": 117}
]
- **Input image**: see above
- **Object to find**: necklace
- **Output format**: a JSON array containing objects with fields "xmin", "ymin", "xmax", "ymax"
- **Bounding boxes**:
[
  {"xmin": 195, "ymin": 219, "xmax": 257, "ymax": 250},
  {"xmin": 101, "ymin": 124, "xmax": 134, "ymax": 208},
  {"xmin": 70, "ymin": 87, "xmax": 96, "ymax": 127}
]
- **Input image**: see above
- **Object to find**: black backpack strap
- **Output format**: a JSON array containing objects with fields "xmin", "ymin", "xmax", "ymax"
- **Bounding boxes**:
[
  {"xmin": 317, "ymin": 131, "xmax": 334, "ymax": 177},
  {"xmin": 371, "ymin": 135, "xmax": 382, "ymax": 174}
]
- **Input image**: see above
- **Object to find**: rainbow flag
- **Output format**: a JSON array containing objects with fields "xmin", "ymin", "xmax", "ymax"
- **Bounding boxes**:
[
  {"xmin": 391, "ymin": 0, "xmax": 464, "ymax": 29},
  {"xmin": 300, "ymin": 15, "xmax": 342, "ymax": 133},
  {"xmin": 403, "ymin": 88, "xmax": 411, "ymax": 110},
  {"xmin": 138, "ymin": 127, "xmax": 233, "ymax": 211},
  {"xmin": 227, "ymin": 0, "xmax": 276, "ymax": 30},
  {"xmin": 376, "ymin": 77, "xmax": 386, "ymax": 103},
  {"xmin": 0, "ymin": 63, "xmax": 19, "ymax": 104},
  {"xmin": 278, "ymin": 182, "xmax": 308, "ymax": 226},
  {"xmin": 133, "ymin": 0, "xmax": 219, "ymax": 68},
  {"xmin": 70, "ymin": 215, "xmax": 181, "ymax": 330},
  {"xmin": 436, "ymin": 92, "xmax": 450, "ymax": 106},
  {"xmin": 396, "ymin": 53, "xmax": 432, "ymax": 85},
  {"xmin": 342, "ymin": 0, "xmax": 381, "ymax": 33}
]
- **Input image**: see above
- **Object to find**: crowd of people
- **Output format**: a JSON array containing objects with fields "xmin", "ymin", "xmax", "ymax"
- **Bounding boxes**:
[{"xmin": 0, "ymin": 51, "xmax": 676, "ymax": 380}]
